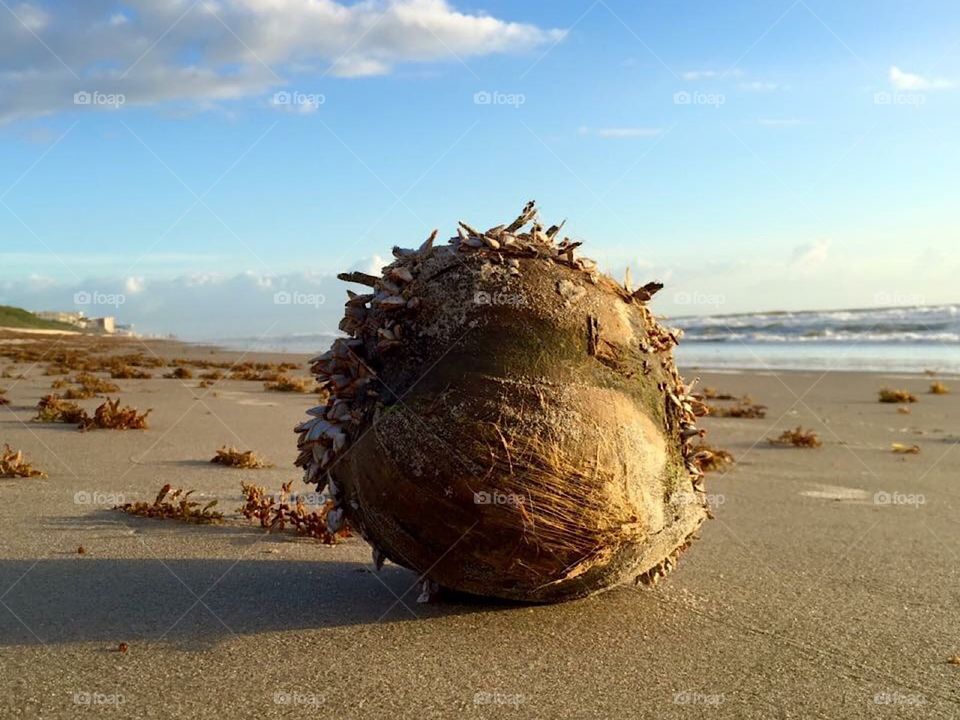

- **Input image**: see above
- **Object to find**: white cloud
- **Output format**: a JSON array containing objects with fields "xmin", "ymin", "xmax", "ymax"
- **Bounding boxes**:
[
  {"xmin": 739, "ymin": 81, "xmax": 780, "ymax": 92},
  {"xmin": 124, "ymin": 277, "xmax": 145, "ymax": 294},
  {"xmin": 682, "ymin": 69, "xmax": 741, "ymax": 81},
  {"xmin": 13, "ymin": 3, "xmax": 50, "ymax": 31},
  {"xmin": 889, "ymin": 65, "xmax": 953, "ymax": 91},
  {"xmin": 791, "ymin": 239, "xmax": 830, "ymax": 269},
  {"xmin": 0, "ymin": 0, "xmax": 564, "ymax": 123}
]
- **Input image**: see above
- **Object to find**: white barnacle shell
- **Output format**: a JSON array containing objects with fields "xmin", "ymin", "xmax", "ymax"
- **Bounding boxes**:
[
  {"xmin": 327, "ymin": 507, "xmax": 344, "ymax": 533},
  {"xmin": 416, "ymin": 579, "xmax": 440, "ymax": 604},
  {"xmin": 375, "ymin": 295, "xmax": 407, "ymax": 311},
  {"xmin": 388, "ymin": 267, "xmax": 414, "ymax": 284}
]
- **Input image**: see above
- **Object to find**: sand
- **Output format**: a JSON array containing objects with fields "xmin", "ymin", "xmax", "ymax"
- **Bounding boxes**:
[{"xmin": 0, "ymin": 335, "xmax": 958, "ymax": 718}]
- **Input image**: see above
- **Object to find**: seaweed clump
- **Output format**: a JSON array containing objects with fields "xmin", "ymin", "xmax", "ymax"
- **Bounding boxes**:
[
  {"xmin": 238, "ymin": 481, "xmax": 348, "ymax": 543},
  {"xmin": 768, "ymin": 427, "xmax": 822, "ymax": 448},
  {"xmin": 33, "ymin": 394, "xmax": 88, "ymax": 424},
  {"xmin": 211, "ymin": 447, "xmax": 272, "ymax": 469},
  {"xmin": 1, "ymin": 445, "xmax": 47, "ymax": 478},
  {"xmin": 879, "ymin": 388, "xmax": 917, "ymax": 404},
  {"xmin": 116, "ymin": 484, "xmax": 222, "ymax": 523},
  {"xmin": 79, "ymin": 398, "xmax": 151, "ymax": 431}
]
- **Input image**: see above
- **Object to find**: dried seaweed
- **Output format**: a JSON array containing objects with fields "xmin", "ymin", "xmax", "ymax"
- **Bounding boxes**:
[
  {"xmin": 930, "ymin": 381, "xmax": 950, "ymax": 395},
  {"xmin": 768, "ymin": 427, "xmax": 822, "ymax": 448},
  {"xmin": 707, "ymin": 401, "xmax": 768, "ymax": 419},
  {"xmin": 115, "ymin": 484, "xmax": 222, "ymax": 523},
  {"xmin": 238, "ymin": 481, "xmax": 347, "ymax": 543},
  {"xmin": 210, "ymin": 446, "xmax": 272, "ymax": 469},
  {"xmin": 690, "ymin": 442, "xmax": 735, "ymax": 473},
  {"xmin": 110, "ymin": 365, "xmax": 152, "ymax": 379},
  {"xmin": 79, "ymin": 398, "xmax": 150, "ymax": 431},
  {"xmin": 698, "ymin": 387, "xmax": 737, "ymax": 401},
  {"xmin": 33, "ymin": 394, "xmax": 89, "ymax": 424},
  {"xmin": 878, "ymin": 388, "xmax": 917, "ymax": 404},
  {"xmin": 263, "ymin": 376, "xmax": 315, "ymax": 393},
  {"xmin": 891, "ymin": 443, "xmax": 920, "ymax": 455},
  {"xmin": 164, "ymin": 367, "xmax": 193, "ymax": 379},
  {"xmin": 0, "ymin": 444, "xmax": 47, "ymax": 478}
]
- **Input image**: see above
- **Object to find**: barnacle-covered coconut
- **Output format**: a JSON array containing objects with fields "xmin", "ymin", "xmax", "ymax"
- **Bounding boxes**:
[{"xmin": 295, "ymin": 202, "xmax": 710, "ymax": 603}]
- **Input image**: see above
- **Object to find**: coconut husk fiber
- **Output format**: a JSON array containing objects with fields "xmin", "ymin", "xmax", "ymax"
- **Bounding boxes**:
[{"xmin": 294, "ymin": 202, "xmax": 709, "ymax": 603}]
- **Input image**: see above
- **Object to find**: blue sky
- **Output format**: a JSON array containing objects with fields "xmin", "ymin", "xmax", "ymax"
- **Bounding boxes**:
[{"xmin": 1, "ymin": 0, "xmax": 958, "ymax": 338}]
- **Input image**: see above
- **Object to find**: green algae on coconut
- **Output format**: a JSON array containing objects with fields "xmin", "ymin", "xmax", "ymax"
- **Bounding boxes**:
[{"xmin": 294, "ymin": 202, "xmax": 710, "ymax": 603}]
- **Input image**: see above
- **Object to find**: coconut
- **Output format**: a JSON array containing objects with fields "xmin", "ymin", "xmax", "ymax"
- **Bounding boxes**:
[{"xmin": 295, "ymin": 202, "xmax": 709, "ymax": 603}]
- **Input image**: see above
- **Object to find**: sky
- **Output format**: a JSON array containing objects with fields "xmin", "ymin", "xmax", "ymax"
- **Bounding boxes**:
[{"xmin": 1, "ymin": 0, "xmax": 958, "ymax": 340}]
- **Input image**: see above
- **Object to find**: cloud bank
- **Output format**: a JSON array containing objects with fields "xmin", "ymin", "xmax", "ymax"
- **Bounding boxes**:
[{"xmin": 0, "ymin": 0, "xmax": 564, "ymax": 123}]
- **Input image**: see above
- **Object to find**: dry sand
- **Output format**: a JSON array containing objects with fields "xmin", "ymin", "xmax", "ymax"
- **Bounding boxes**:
[{"xmin": 0, "ymin": 335, "xmax": 958, "ymax": 718}]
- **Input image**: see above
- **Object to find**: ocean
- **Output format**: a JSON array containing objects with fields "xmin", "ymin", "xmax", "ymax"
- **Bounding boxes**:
[
  {"xmin": 672, "ymin": 304, "xmax": 960, "ymax": 374},
  {"xmin": 208, "ymin": 304, "xmax": 960, "ymax": 375}
]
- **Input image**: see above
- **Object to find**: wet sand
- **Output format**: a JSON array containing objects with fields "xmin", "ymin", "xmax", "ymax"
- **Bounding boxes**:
[{"xmin": 1, "ymin": 336, "xmax": 958, "ymax": 718}]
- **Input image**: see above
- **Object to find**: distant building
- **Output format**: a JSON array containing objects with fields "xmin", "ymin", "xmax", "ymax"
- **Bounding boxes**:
[
  {"xmin": 91, "ymin": 316, "xmax": 116, "ymax": 334},
  {"xmin": 35, "ymin": 311, "xmax": 118, "ymax": 334}
]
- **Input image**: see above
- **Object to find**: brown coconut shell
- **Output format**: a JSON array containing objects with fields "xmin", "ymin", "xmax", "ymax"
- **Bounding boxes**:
[{"xmin": 295, "ymin": 203, "xmax": 709, "ymax": 603}]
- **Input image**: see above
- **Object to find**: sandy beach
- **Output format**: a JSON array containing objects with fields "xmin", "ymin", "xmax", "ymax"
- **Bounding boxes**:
[{"xmin": 1, "ymin": 333, "xmax": 957, "ymax": 718}]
